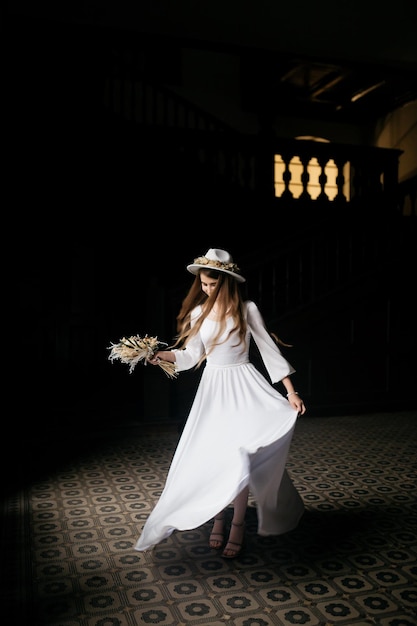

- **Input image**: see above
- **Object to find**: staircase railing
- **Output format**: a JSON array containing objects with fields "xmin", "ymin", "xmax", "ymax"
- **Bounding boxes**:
[{"xmin": 103, "ymin": 76, "xmax": 403, "ymax": 214}]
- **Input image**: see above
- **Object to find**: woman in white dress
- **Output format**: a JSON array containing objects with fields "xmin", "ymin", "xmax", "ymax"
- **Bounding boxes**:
[{"xmin": 135, "ymin": 248, "xmax": 306, "ymax": 558}]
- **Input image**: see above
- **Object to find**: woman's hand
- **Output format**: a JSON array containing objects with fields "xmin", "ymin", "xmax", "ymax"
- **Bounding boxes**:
[
  {"xmin": 148, "ymin": 351, "xmax": 162, "ymax": 365},
  {"xmin": 148, "ymin": 350, "xmax": 175, "ymax": 365},
  {"xmin": 288, "ymin": 393, "xmax": 306, "ymax": 415}
]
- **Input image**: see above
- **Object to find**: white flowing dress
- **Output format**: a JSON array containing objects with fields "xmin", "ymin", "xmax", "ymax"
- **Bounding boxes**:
[{"xmin": 134, "ymin": 300, "xmax": 304, "ymax": 551}]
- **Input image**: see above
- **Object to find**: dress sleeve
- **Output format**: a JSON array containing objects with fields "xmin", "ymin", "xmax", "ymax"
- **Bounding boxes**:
[
  {"xmin": 171, "ymin": 306, "xmax": 205, "ymax": 372},
  {"xmin": 247, "ymin": 300, "xmax": 296, "ymax": 384}
]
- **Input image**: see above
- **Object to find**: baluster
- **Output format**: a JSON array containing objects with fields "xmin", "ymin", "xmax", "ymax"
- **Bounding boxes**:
[
  {"xmin": 299, "ymin": 155, "xmax": 311, "ymax": 200},
  {"xmin": 334, "ymin": 158, "xmax": 348, "ymax": 203},
  {"xmin": 316, "ymin": 156, "xmax": 329, "ymax": 201},
  {"xmin": 280, "ymin": 154, "xmax": 293, "ymax": 199}
]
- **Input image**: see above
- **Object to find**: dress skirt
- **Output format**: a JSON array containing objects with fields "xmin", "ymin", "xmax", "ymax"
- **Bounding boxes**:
[{"xmin": 134, "ymin": 360, "xmax": 304, "ymax": 551}]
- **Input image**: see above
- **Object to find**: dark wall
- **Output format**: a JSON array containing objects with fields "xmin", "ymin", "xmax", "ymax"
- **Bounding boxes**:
[{"xmin": 10, "ymin": 16, "xmax": 416, "ymax": 430}]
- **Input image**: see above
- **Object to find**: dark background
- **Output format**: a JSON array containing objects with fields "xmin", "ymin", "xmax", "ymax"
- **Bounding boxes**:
[{"xmin": 8, "ymin": 2, "xmax": 417, "ymax": 430}]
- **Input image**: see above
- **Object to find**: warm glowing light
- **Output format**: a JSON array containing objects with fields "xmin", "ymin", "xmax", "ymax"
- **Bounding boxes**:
[
  {"xmin": 274, "ymin": 154, "xmax": 350, "ymax": 201},
  {"xmin": 351, "ymin": 81, "xmax": 385, "ymax": 103}
]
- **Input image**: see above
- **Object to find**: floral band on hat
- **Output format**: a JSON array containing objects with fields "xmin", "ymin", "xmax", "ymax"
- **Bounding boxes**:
[{"xmin": 192, "ymin": 256, "xmax": 241, "ymax": 274}]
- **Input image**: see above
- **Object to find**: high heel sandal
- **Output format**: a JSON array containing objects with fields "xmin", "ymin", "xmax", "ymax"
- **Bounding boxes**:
[
  {"xmin": 209, "ymin": 514, "xmax": 225, "ymax": 550},
  {"xmin": 221, "ymin": 522, "xmax": 245, "ymax": 559}
]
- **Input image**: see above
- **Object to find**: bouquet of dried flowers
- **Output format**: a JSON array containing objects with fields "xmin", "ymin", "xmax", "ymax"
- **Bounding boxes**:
[{"xmin": 107, "ymin": 334, "xmax": 178, "ymax": 379}]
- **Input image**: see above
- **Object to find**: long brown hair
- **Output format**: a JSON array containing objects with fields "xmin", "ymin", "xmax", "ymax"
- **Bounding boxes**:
[{"xmin": 171, "ymin": 268, "xmax": 247, "ymax": 367}]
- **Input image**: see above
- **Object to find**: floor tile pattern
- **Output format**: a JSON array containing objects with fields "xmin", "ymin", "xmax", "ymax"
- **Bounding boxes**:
[{"xmin": 3, "ymin": 411, "xmax": 417, "ymax": 625}]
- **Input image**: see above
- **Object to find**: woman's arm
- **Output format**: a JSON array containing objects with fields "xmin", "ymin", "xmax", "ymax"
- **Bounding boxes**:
[
  {"xmin": 148, "ymin": 306, "xmax": 204, "ymax": 371},
  {"xmin": 247, "ymin": 301, "xmax": 295, "ymax": 382},
  {"xmin": 248, "ymin": 301, "xmax": 306, "ymax": 414}
]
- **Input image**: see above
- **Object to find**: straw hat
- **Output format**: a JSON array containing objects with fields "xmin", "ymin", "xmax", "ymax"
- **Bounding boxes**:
[{"xmin": 187, "ymin": 248, "xmax": 245, "ymax": 283}]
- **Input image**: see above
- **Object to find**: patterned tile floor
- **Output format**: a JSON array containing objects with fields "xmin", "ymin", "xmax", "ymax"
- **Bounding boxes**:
[{"xmin": 2, "ymin": 411, "xmax": 417, "ymax": 626}]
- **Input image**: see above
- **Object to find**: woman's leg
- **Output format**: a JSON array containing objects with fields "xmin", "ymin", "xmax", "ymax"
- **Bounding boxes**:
[
  {"xmin": 209, "ymin": 509, "xmax": 226, "ymax": 549},
  {"xmin": 222, "ymin": 486, "xmax": 249, "ymax": 558}
]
